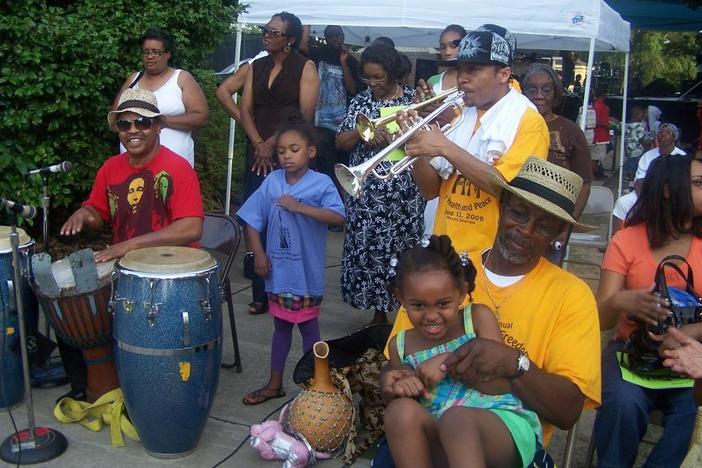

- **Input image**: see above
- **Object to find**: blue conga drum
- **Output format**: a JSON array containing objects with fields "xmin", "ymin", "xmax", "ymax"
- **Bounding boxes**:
[
  {"xmin": 112, "ymin": 246, "xmax": 222, "ymax": 458},
  {"xmin": 0, "ymin": 226, "xmax": 35, "ymax": 409}
]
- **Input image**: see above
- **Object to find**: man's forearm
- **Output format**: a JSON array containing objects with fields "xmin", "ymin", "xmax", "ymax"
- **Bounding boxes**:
[
  {"xmin": 410, "ymin": 157, "xmax": 441, "ymax": 200},
  {"xmin": 511, "ymin": 364, "xmax": 585, "ymax": 429}
]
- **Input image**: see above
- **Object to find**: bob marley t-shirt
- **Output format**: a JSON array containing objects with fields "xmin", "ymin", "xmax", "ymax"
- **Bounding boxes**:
[{"xmin": 84, "ymin": 146, "xmax": 203, "ymax": 244}]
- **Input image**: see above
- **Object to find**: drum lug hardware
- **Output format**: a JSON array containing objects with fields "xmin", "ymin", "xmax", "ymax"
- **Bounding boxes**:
[
  {"xmin": 218, "ymin": 286, "xmax": 226, "ymax": 303},
  {"xmin": 182, "ymin": 311, "xmax": 190, "ymax": 347},
  {"xmin": 122, "ymin": 299, "xmax": 134, "ymax": 314},
  {"xmin": 6, "ymin": 280, "xmax": 15, "ymax": 312},
  {"xmin": 199, "ymin": 299, "xmax": 213, "ymax": 321},
  {"xmin": 147, "ymin": 303, "xmax": 159, "ymax": 327}
]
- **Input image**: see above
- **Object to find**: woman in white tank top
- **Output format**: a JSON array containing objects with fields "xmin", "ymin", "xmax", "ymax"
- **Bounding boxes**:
[{"xmin": 113, "ymin": 28, "xmax": 208, "ymax": 166}]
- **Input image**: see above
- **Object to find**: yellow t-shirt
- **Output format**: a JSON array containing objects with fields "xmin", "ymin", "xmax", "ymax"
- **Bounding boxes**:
[
  {"xmin": 433, "ymin": 107, "xmax": 549, "ymax": 256},
  {"xmin": 387, "ymin": 256, "xmax": 601, "ymax": 445}
]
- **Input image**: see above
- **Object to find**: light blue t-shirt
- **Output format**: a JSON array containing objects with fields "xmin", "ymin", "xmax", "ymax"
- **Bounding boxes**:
[{"xmin": 237, "ymin": 169, "xmax": 345, "ymax": 296}]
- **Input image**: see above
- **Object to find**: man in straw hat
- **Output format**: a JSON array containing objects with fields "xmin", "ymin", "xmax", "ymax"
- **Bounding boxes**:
[
  {"xmin": 61, "ymin": 88, "xmax": 203, "ymax": 263},
  {"xmin": 377, "ymin": 158, "xmax": 600, "ymax": 466},
  {"xmin": 57, "ymin": 89, "xmax": 203, "ymax": 401},
  {"xmin": 403, "ymin": 23, "xmax": 548, "ymax": 258}
]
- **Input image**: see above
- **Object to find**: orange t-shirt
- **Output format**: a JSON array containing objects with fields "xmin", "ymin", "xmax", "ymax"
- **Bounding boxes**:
[{"xmin": 602, "ymin": 224, "xmax": 702, "ymax": 340}]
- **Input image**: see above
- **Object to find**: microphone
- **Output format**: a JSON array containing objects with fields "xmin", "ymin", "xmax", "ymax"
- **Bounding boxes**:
[
  {"xmin": 1, "ymin": 198, "xmax": 37, "ymax": 220},
  {"xmin": 27, "ymin": 161, "xmax": 73, "ymax": 176}
]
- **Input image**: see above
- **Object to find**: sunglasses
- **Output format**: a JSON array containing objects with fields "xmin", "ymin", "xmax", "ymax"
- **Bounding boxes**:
[
  {"xmin": 115, "ymin": 117, "xmax": 156, "ymax": 132},
  {"xmin": 259, "ymin": 26, "xmax": 289, "ymax": 38},
  {"xmin": 141, "ymin": 49, "xmax": 167, "ymax": 57}
]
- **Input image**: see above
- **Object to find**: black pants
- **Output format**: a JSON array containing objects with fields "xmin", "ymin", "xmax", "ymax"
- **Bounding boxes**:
[
  {"xmin": 314, "ymin": 127, "xmax": 349, "ymax": 198},
  {"xmin": 56, "ymin": 337, "xmax": 86, "ymax": 391}
]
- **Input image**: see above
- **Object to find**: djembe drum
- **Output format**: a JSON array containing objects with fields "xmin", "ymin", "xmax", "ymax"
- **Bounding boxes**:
[
  {"xmin": 32, "ymin": 249, "xmax": 118, "ymax": 402},
  {"xmin": 112, "ymin": 246, "xmax": 221, "ymax": 458},
  {"xmin": 0, "ymin": 226, "xmax": 35, "ymax": 408},
  {"xmin": 287, "ymin": 341, "xmax": 354, "ymax": 454}
]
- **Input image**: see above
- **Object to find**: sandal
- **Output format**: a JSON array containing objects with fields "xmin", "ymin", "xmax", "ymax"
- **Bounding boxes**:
[
  {"xmin": 248, "ymin": 302, "xmax": 268, "ymax": 315},
  {"xmin": 242, "ymin": 387, "xmax": 286, "ymax": 406}
]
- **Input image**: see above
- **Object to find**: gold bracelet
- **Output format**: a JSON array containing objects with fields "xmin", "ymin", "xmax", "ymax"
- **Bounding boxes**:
[{"xmin": 253, "ymin": 137, "xmax": 264, "ymax": 146}]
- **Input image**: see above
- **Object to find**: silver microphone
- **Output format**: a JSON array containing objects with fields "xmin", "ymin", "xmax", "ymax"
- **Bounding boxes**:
[
  {"xmin": 27, "ymin": 161, "xmax": 73, "ymax": 176},
  {"xmin": 1, "ymin": 199, "xmax": 37, "ymax": 220}
]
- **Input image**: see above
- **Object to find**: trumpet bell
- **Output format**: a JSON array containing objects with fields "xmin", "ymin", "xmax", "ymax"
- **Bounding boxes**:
[
  {"xmin": 334, "ymin": 163, "xmax": 364, "ymax": 198},
  {"xmin": 356, "ymin": 114, "xmax": 375, "ymax": 143}
]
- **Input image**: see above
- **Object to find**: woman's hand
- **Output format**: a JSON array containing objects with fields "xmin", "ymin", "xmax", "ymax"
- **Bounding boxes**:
[
  {"xmin": 252, "ymin": 137, "xmax": 276, "ymax": 176},
  {"xmin": 614, "ymin": 284, "xmax": 671, "ymax": 326},
  {"xmin": 368, "ymin": 127, "xmax": 393, "ymax": 148},
  {"xmin": 658, "ymin": 327, "xmax": 702, "ymax": 378}
]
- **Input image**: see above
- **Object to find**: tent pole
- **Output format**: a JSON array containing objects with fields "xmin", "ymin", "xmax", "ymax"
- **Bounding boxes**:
[
  {"xmin": 618, "ymin": 52, "xmax": 630, "ymax": 201},
  {"xmin": 580, "ymin": 37, "xmax": 596, "ymax": 133},
  {"xmin": 224, "ymin": 28, "xmax": 243, "ymax": 216}
]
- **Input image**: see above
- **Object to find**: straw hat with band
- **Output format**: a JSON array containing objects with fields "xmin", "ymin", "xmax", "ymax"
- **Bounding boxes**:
[
  {"xmin": 107, "ymin": 88, "xmax": 163, "ymax": 132},
  {"xmin": 488, "ymin": 157, "xmax": 596, "ymax": 232}
]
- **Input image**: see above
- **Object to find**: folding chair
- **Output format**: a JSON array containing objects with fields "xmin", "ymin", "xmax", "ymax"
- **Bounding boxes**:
[
  {"xmin": 562, "ymin": 185, "xmax": 615, "ymax": 273},
  {"xmin": 200, "ymin": 212, "xmax": 243, "ymax": 372}
]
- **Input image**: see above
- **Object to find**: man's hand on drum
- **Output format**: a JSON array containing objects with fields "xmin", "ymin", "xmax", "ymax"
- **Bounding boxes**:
[
  {"xmin": 253, "ymin": 250, "xmax": 272, "ymax": 278},
  {"xmin": 60, "ymin": 207, "xmax": 98, "ymax": 236},
  {"xmin": 94, "ymin": 240, "xmax": 134, "ymax": 263}
]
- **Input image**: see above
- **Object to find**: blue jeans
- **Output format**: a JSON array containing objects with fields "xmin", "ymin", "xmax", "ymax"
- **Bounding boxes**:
[{"xmin": 594, "ymin": 341, "xmax": 696, "ymax": 468}]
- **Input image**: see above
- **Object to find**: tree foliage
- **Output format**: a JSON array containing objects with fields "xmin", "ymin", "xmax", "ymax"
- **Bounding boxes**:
[
  {"xmin": 0, "ymin": 0, "xmax": 239, "ymax": 214},
  {"xmin": 629, "ymin": 30, "xmax": 699, "ymax": 87}
]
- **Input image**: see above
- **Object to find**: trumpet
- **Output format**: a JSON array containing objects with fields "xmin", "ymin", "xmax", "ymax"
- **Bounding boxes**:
[
  {"xmin": 356, "ymin": 87, "xmax": 459, "ymax": 142},
  {"xmin": 335, "ymin": 91, "xmax": 465, "ymax": 198}
]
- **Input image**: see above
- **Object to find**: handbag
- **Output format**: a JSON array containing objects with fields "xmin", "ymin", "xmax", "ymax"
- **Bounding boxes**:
[{"xmin": 622, "ymin": 255, "xmax": 702, "ymax": 377}]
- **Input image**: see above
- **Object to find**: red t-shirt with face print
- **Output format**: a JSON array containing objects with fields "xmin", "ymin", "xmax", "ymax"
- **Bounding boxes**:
[{"xmin": 84, "ymin": 146, "xmax": 203, "ymax": 245}]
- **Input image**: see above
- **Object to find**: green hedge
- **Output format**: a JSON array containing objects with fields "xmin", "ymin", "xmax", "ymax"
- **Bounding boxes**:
[{"xmin": 0, "ymin": 0, "xmax": 240, "ymax": 223}]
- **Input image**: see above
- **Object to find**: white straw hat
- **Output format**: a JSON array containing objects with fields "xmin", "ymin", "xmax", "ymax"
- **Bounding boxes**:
[{"xmin": 107, "ymin": 88, "xmax": 162, "ymax": 131}]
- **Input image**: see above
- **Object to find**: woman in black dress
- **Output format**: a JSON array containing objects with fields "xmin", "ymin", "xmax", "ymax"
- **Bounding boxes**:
[{"xmin": 336, "ymin": 44, "xmax": 425, "ymax": 325}]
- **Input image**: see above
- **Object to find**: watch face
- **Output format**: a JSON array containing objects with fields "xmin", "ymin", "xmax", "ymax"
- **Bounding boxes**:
[{"xmin": 518, "ymin": 354, "xmax": 530, "ymax": 373}]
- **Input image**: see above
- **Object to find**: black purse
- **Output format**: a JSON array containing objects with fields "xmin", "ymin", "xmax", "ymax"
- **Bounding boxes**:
[{"xmin": 622, "ymin": 255, "xmax": 702, "ymax": 377}]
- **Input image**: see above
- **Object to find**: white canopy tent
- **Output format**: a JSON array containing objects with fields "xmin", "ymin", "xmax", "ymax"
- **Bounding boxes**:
[{"xmin": 224, "ymin": 0, "xmax": 631, "ymax": 213}]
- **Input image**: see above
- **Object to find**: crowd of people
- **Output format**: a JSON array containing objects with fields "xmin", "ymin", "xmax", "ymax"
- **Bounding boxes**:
[{"xmin": 54, "ymin": 12, "xmax": 702, "ymax": 468}]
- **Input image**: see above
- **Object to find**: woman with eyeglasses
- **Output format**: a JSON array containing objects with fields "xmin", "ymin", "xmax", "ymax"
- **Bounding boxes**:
[
  {"xmin": 594, "ymin": 155, "xmax": 702, "ymax": 468},
  {"xmin": 336, "ymin": 44, "xmax": 425, "ymax": 326},
  {"xmin": 522, "ymin": 63, "xmax": 592, "ymax": 264},
  {"xmin": 239, "ymin": 11, "xmax": 320, "ymax": 316},
  {"xmin": 113, "ymin": 28, "xmax": 208, "ymax": 167}
]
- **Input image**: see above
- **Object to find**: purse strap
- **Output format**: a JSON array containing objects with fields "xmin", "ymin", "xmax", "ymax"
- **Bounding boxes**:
[
  {"xmin": 128, "ymin": 71, "xmax": 144, "ymax": 89},
  {"xmin": 655, "ymin": 254, "xmax": 697, "ymax": 299}
]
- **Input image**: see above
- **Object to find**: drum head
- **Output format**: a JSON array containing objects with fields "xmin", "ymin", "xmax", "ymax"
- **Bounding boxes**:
[
  {"xmin": 0, "ymin": 226, "xmax": 32, "ymax": 252},
  {"xmin": 119, "ymin": 247, "xmax": 216, "ymax": 274},
  {"xmin": 52, "ymin": 258, "xmax": 116, "ymax": 291}
]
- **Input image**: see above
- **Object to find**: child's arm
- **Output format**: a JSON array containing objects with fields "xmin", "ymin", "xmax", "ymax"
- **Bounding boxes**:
[
  {"xmin": 277, "ymin": 195, "xmax": 345, "ymax": 226},
  {"xmin": 471, "ymin": 303, "xmax": 514, "ymax": 395},
  {"xmin": 416, "ymin": 353, "xmax": 449, "ymax": 390},
  {"xmin": 244, "ymin": 224, "xmax": 271, "ymax": 278},
  {"xmin": 379, "ymin": 336, "xmax": 429, "ymax": 404}
]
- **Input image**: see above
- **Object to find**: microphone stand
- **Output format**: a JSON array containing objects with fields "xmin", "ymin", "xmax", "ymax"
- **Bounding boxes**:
[
  {"xmin": 0, "ymin": 211, "xmax": 66, "ymax": 464},
  {"xmin": 41, "ymin": 175, "xmax": 50, "ymax": 255}
]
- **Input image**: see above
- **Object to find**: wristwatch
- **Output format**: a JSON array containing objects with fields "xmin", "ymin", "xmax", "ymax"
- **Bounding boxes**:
[{"xmin": 513, "ymin": 352, "xmax": 530, "ymax": 379}]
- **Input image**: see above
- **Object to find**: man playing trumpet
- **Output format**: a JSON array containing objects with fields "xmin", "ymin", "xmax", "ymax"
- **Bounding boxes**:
[{"xmin": 403, "ymin": 24, "xmax": 548, "ymax": 256}]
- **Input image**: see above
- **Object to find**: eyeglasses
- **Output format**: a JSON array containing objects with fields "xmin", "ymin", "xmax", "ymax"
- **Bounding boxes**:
[
  {"xmin": 142, "ymin": 49, "xmax": 167, "ymax": 57},
  {"xmin": 360, "ymin": 74, "xmax": 388, "ymax": 85},
  {"xmin": 259, "ymin": 26, "xmax": 289, "ymax": 38},
  {"xmin": 523, "ymin": 86, "xmax": 555, "ymax": 98},
  {"xmin": 504, "ymin": 203, "xmax": 562, "ymax": 238},
  {"xmin": 115, "ymin": 117, "xmax": 156, "ymax": 132}
]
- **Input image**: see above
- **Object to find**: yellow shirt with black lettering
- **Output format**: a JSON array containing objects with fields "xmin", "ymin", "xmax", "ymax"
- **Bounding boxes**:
[
  {"xmin": 433, "ymin": 107, "xmax": 549, "ymax": 256},
  {"xmin": 387, "ymin": 256, "xmax": 601, "ymax": 445}
]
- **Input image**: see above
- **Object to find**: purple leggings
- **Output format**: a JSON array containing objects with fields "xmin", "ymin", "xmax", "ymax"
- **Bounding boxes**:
[{"xmin": 271, "ymin": 317, "xmax": 320, "ymax": 373}]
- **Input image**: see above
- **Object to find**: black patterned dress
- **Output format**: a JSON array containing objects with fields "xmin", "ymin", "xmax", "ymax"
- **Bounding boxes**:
[{"xmin": 337, "ymin": 87, "xmax": 425, "ymax": 313}]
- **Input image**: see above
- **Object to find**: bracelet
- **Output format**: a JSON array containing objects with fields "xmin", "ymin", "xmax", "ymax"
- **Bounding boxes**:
[{"xmin": 253, "ymin": 138, "xmax": 264, "ymax": 146}]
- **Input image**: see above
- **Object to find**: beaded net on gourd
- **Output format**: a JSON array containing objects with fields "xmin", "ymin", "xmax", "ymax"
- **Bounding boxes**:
[{"xmin": 287, "ymin": 388, "xmax": 354, "ymax": 454}]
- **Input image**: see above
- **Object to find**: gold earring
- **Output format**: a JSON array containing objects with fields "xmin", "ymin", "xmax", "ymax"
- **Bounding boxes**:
[{"xmin": 284, "ymin": 43, "xmax": 292, "ymax": 53}]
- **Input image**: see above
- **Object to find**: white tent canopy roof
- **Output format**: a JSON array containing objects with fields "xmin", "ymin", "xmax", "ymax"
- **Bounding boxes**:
[{"xmin": 239, "ymin": 0, "xmax": 630, "ymax": 52}]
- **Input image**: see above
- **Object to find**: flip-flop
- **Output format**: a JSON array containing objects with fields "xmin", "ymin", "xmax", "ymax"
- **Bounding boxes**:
[
  {"xmin": 242, "ymin": 388, "xmax": 286, "ymax": 406},
  {"xmin": 248, "ymin": 302, "xmax": 268, "ymax": 315}
]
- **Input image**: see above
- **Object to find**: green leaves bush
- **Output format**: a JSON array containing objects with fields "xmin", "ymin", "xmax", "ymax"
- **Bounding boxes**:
[{"xmin": 0, "ymin": 0, "xmax": 240, "ymax": 221}]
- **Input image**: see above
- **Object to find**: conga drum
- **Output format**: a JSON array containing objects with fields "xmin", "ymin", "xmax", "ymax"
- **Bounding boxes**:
[
  {"xmin": 112, "ymin": 246, "xmax": 222, "ymax": 458},
  {"xmin": 0, "ymin": 226, "xmax": 34, "ymax": 408},
  {"xmin": 31, "ymin": 249, "xmax": 118, "ymax": 402}
]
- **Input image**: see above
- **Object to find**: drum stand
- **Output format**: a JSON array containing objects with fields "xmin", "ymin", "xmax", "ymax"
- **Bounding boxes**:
[
  {"xmin": 41, "ymin": 175, "xmax": 50, "ymax": 256},
  {"xmin": 0, "ymin": 215, "xmax": 66, "ymax": 464}
]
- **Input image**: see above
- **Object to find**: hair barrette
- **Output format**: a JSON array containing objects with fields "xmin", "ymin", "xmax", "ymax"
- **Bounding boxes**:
[
  {"xmin": 388, "ymin": 255, "xmax": 398, "ymax": 278},
  {"xmin": 459, "ymin": 251, "xmax": 469, "ymax": 267},
  {"xmin": 419, "ymin": 235, "xmax": 430, "ymax": 248}
]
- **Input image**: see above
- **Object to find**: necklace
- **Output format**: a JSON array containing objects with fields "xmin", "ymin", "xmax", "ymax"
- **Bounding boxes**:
[{"xmin": 480, "ymin": 249, "xmax": 524, "ymax": 317}]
